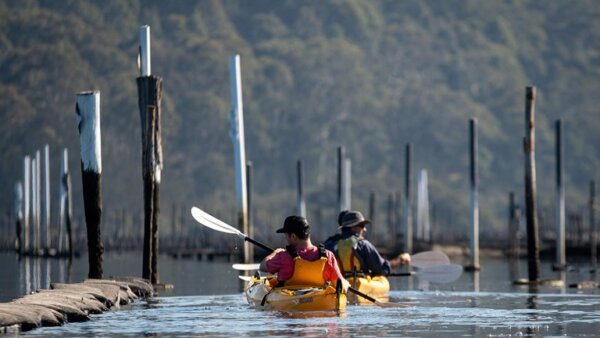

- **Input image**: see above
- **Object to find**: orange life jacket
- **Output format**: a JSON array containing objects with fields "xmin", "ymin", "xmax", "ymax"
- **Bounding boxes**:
[{"xmin": 282, "ymin": 245, "xmax": 328, "ymax": 287}]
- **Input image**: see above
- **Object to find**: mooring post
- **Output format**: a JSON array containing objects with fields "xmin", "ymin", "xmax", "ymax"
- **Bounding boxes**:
[
  {"xmin": 43, "ymin": 144, "xmax": 51, "ymax": 253},
  {"xmin": 368, "ymin": 192, "xmax": 376, "ymax": 239},
  {"xmin": 404, "ymin": 143, "xmax": 413, "ymax": 254},
  {"xmin": 337, "ymin": 146, "xmax": 345, "ymax": 212},
  {"xmin": 65, "ymin": 149, "xmax": 74, "ymax": 260},
  {"xmin": 228, "ymin": 54, "xmax": 250, "ymax": 264},
  {"xmin": 524, "ymin": 86, "xmax": 540, "ymax": 282},
  {"xmin": 467, "ymin": 118, "xmax": 480, "ymax": 270},
  {"xmin": 76, "ymin": 91, "xmax": 104, "ymax": 279},
  {"xmin": 343, "ymin": 158, "xmax": 352, "ymax": 210},
  {"xmin": 137, "ymin": 25, "xmax": 163, "ymax": 284},
  {"xmin": 297, "ymin": 160, "xmax": 306, "ymax": 217},
  {"xmin": 416, "ymin": 169, "xmax": 430, "ymax": 244},
  {"xmin": 15, "ymin": 181, "xmax": 23, "ymax": 253},
  {"xmin": 590, "ymin": 181, "xmax": 596, "ymax": 269},
  {"xmin": 555, "ymin": 119, "xmax": 566, "ymax": 269},
  {"xmin": 246, "ymin": 161, "xmax": 254, "ymax": 261},
  {"xmin": 23, "ymin": 156, "xmax": 31, "ymax": 255}
]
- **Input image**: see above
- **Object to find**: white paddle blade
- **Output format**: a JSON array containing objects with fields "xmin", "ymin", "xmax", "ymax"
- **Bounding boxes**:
[
  {"xmin": 238, "ymin": 275, "xmax": 252, "ymax": 281},
  {"xmin": 232, "ymin": 263, "xmax": 260, "ymax": 271},
  {"xmin": 411, "ymin": 251, "xmax": 451, "ymax": 269},
  {"xmin": 191, "ymin": 207, "xmax": 240, "ymax": 235},
  {"xmin": 418, "ymin": 264, "xmax": 463, "ymax": 284}
]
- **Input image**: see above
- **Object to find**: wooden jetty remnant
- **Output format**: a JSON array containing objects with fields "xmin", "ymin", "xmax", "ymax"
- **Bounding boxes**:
[
  {"xmin": 229, "ymin": 54, "xmax": 251, "ymax": 264},
  {"xmin": 0, "ymin": 278, "xmax": 153, "ymax": 333},
  {"xmin": 297, "ymin": 160, "xmax": 306, "ymax": 217},
  {"xmin": 523, "ymin": 86, "xmax": 540, "ymax": 282},
  {"xmin": 23, "ymin": 156, "xmax": 31, "ymax": 255},
  {"xmin": 14, "ymin": 181, "xmax": 23, "ymax": 253},
  {"xmin": 554, "ymin": 119, "xmax": 566, "ymax": 270},
  {"xmin": 76, "ymin": 91, "xmax": 104, "ymax": 279},
  {"xmin": 43, "ymin": 144, "xmax": 51, "ymax": 253},
  {"xmin": 466, "ymin": 118, "xmax": 480, "ymax": 271},
  {"xmin": 337, "ymin": 146, "xmax": 352, "ymax": 212},
  {"xmin": 403, "ymin": 143, "xmax": 413, "ymax": 254},
  {"xmin": 137, "ymin": 25, "xmax": 163, "ymax": 285}
]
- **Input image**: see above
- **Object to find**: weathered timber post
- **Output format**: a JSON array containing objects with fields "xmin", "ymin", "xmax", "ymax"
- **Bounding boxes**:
[
  {"xmin": 590, "ymin": 181, "xmax": 597, "ymax": 268},
  {"xmin": 404, "ymin": 143, "xmax": 413, "ymax": 253},
  {"xmin": 76, "ymin": 91, "xmax": 104, "ymax": 279},
  {"xmin": 36, "ymin": 150, "xmax": 41, "ymax": 254},
  {"xmin": 554, "ymin": 119, "xmax": 566, "ymax": 269},
  {"xmin": 368, "ymin": 192, "xmax": 376, "ymax": 239},
  {"xmin": 137, "ymin": 25, "xmax": 163, "ymax": 284},
  {"xmin": 43, "ymin": 144, "xmax": 51, "ymax": 252},
  {"xmin": 59, "ymin": 148, "xmax": 74, "ymax": 259},
  {"xmin": 141, "ymin": 106, "xmax": 156, "ymax": 281},
  {"xmin": 337, "ymin": 146, "xmax": 345, "ymax": 212},
  {"xmin": 416, "ymin": 169, "xmax": 430, "ymax": 244},
  {"xmin": 523, "ymin": 86, "xmax": 540, "ymax": 282},
  {"xmin": 23, "ymin": 156, "xmax": 31, "ymax": 254},
  {"xmin": 467, "ymin": 118, "xmax": 480, "ymax": 270},
  {"xmin": 31, "ymin": 155, "xmax": 38, "ymax": 254},
  {"xmin": 246, "ymin": 161, "xmax": 254, "ymax": 260},
  {"xmin": 343, "ymin": 158, "xmax": 352, "ymax": 210},
  {"xmin": 508, "ymin": 192, "xmax": 518, "ymax": 256},
  {"xmin": 229, "ymin": 54, "xmax": 250, "ymax": 263},
  {"xmin": 387, "ymin": 193, "xmax": 395, "ymax": 240},
  {"xmin": 15, "ymin": 181, "xmax": 23, "ymax": 253},
  {"xmin": 297, "ymin": 160, "xmax": 306, "ymax": 217}
]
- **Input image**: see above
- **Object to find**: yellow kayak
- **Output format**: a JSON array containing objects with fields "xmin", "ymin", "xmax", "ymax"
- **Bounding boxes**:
[
  {"xmin": 244, "ymin": 277, "xmax": 346, "ymax": 312},
  {"xmin": 346, "ymin": 275, "xmax": 389, "ymax": 305}
]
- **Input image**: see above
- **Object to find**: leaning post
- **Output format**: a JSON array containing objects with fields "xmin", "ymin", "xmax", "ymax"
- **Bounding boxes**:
[
  {"xmin": 76, "ymin": 91, "xmax": 104, "ymax": 279},
  {"xmin": 523, "ymin": 86, "xmax": 540, "ymax": 282},
  {"xmin": 229, "ymin": 54, "xmax": 250, "ymax": 264}
]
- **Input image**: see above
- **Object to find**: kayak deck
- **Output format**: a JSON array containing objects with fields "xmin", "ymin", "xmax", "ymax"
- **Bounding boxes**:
[
  {"xmin": 245, "ymin": 278, "xmax": 346, "ymax": 312},
  {"xmin": 346, "ymin": 275, "xmax": 390, "ymax": 305}
]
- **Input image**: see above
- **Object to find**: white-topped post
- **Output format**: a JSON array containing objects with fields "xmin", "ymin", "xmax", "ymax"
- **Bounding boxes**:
[
  {"xmin": 139, "ymin": 25, "xmax": 151, "ymax": 76},
  {"xmin": 229, "ymin": 54, "xmax": 250, "ymax": 263},
  {"xmin": 76, "ymin": 91, "xmax": 104, "ymax": 279}
]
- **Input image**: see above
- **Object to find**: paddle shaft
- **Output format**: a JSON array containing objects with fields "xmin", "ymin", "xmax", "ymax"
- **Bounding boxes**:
[
  {"xmin": 244, "ymin": 236, "xmax": 274, "ymax": 252},
  {"xmin": 388, "ymin": 272, "xmax": 415, "ymax": 277}
]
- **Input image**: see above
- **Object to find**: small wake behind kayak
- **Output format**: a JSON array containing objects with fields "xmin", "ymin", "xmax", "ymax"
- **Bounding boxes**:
[{"xmin": 244, "ymin": 276, "xmax": 347, "ymax": 312}]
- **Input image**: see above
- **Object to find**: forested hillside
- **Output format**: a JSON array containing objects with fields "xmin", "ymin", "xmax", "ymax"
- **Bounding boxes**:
[{"xmin": 1, "ymin": 0, "xmax": 598, "ymax": 246}]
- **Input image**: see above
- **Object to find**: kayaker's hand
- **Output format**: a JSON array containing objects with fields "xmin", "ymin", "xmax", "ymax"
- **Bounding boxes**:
[
  {"xmin": 341, "ymin": 278, "xmax": 350, "ymax": 293},
  {"xmin": 389, "ymin": 253, "xmax": 411, "ymax": 269}
]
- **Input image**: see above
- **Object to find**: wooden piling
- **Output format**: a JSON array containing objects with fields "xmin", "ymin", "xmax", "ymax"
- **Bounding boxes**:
[
  {"xmin": 23, "ymin": 156, "xmax": 31, "ymax": 255},
  {"xmin": 228, "ymin": 54, "xmax": 250, "ymax": 264},
  {"xmin": 337, "ymin": 146, "xmax": 345, "ymax": 212},
  {"xmin": 59, "ymin": 148, "xmax": 74, "ymax": 259},
  {"xmin": 555, "ymin": 119, "xmax": 566, "ymax": 269},
  {"xmin": 523, "ymin": 86, "xmax": 540, "ymax": 282},
  {"xmin": 467, "ymin": 118, "xmax": 480, "ymax": 270},
  {"xmin": 246, "ymin": 161, "xmax": 254, "ymax": 261},
  {"xmin": 343, "ymin": 158, "xmax": 351, "ymax": 210},
  {"xmin": 590, "ymin": 181, "xmax": 596, "ymax": 268},
  {"xmin": 137, "ymin": 25, "xmax": 163, "ymax": 284},
  {"xmin": 76, "ymin": 91, "xmax": 104, "ymax": 279},
  {"xmin": 404, "ymin": 143, "xmax": 413, "ymax": 253},
  {"xmin": 15, "ymin": 182, "xmax": 23, "ymax": 253},
  {"xmin": 43, "ymin": 145, "xmax": 51, "ymax": 252},
  {"xmin": 297, "ymin": 160, "xmax": 306, "ymax": 217}
]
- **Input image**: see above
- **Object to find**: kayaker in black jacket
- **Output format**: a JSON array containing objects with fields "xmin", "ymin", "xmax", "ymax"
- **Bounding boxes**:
[{"xmin": 324, "ymin": 210, "xmax": 411, "ymax": 277}]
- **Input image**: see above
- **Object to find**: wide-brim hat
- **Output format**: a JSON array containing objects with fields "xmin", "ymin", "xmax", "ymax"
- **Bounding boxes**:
[{"xmin": 338, "ymin": 210, "xmax": 371, "ymax": 229}]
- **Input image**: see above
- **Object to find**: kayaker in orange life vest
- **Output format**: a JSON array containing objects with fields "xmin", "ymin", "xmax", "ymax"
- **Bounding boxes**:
[
  {"xmin": 323, "ymin": 210, "xmax": 411, "ymax": 277},
  {"xmin": 259, "ymin": 215, "xmax": 350, "ymax": 291}
]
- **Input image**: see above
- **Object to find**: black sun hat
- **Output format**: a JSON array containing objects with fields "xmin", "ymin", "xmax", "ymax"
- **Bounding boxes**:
[{"xmin": 276, "ymin": 216, "xmax": 310, "ymax": 236}]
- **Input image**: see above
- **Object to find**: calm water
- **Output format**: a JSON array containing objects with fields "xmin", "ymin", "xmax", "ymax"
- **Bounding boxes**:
[{"xmin": 2, "ymin": 252, "xmax": 600, "ymax": 337}]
